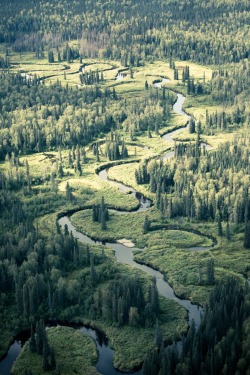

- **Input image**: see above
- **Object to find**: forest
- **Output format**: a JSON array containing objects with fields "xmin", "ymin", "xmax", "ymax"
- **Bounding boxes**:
[{"xmin": 0, "ymin": 0, "xmax": 249, "ymax": 375}]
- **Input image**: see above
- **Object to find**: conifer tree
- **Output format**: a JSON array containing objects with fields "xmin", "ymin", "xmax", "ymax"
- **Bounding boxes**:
[
  {"xmin": 243, "ymin": 221, "xmax": 250, "ymax": 249},
  {"xmin": 65, "ymin": 182, "xmax": 72, "ymax": 201},
  {"xmin": 50, "ymin": 347, "xmax": 56, "ymax": 370},
  {"xmin": 90, "ymin": 255, "xmax": 97, "ymax": 284},
  {"xmin": 217, "ymin": 212, "xmax": 223, "ymax": 236},
  {"xmin": 29, "ymin": 325, "xmax": 36, "ymax": 353},
  {"xmin": 36, "ymin": 321, "xmax": 44, "ymax": 355},
  {"xmin": 42, "ymin": 344, "xmax": 50, "ymax": 371},
  {"xmin": 226, "ymin": 221, "xmax": 230, "ymax": 240},
  {"xmin": 206, "ymin": 258, "xmax": 215, "ymax": 285},
  {"xmin": 101, "ymin": 210, "xmax": 107, "ymax": 230},
  {"xmin": 143, "ymin": 215, "xmax": 150, "ymax": 233},
  {"xmin": 154, "ymin": 319, "xmax": 162, "ymax": 348},
  {"xmin": 198, "ymin": 264, "xmax": 203, "ymax": 285}
]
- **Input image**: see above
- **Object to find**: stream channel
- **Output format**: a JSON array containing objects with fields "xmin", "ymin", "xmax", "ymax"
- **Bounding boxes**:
[{"xmin": 0, "ymin": 79, "xmax": 213, "ymax": 375}]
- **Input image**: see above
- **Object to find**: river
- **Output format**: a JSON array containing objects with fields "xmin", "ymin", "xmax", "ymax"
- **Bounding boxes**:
[{"xmin": 0, "ymin": 78, "xmax": 211, "ymax": 375}]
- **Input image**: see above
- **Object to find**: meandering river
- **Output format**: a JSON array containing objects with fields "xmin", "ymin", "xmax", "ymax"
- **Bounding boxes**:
[{"xmin": 0, "ymin": 78, "xmax": 212, "ymax": 375}]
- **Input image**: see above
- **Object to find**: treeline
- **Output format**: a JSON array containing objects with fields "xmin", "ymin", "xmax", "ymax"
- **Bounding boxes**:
[
  {"xmin": 142, "ymin": 278, "xmax": 250, "ymax": 375},
  {"xmin": 135, "ymin": 134, "xmax": 250, "ymax": 228},
  {"xmin": 1, "ymin": 0, "xmax": 250, "ymax": 66}
]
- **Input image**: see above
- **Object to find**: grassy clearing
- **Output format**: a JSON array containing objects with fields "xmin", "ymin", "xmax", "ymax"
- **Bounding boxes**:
[
  {"xmin": 184, "ymin": 94, "xmax": 222, "ymax": 120},
  {"xmin": 59, "ymin": 261, "xmax": 188, "ymax": 371},
  {"xmin": 70, "ymin": 207, "xmax": 214, "ymax": 249},
  {"xmin": 71, "ymin": 209, "xmax": 146, "ymax": 244},
  {"xmin": 11, "ymin": 326, "xmax": 98, "ymax": 375},
  {"xmin": 174, "ymin": 61, "xmax": 213, "ymax": 81},
  {"xmin": 134, "ymin": 218, "xmax": 249, "ymax": 305},
  {"xmin": 144, "ymin": 229, "xmax": 213, "ymax": 249},
  {"xmin": 3, "ymin": 44, "xmax": 230, "ymax": 145}
]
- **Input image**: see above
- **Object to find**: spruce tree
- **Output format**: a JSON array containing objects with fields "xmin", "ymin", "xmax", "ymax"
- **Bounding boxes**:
[
  {"xmin": 154, "ymin": 319, "xmax": 162, "ymax": 348},
  {"xmin": 101, "ymin": 210, "xmax": 107, "ymax": 230},
  {"xmin": 50, "ymin": 347, "xmax": 56, "ymax": 369},
  {"xmin": 198, "ymin": 264, "xmax": 203, "ymax": 285},
  {"xmin": 217, "ymin": 213, "xmax": 223, "ymax": 236},
  {"xmin": 90, "ymin": 255, "xmax": 97, "ymax": 284},
  {"xmin": 36, "ymin": 321, "xmax": 44, "ymax": 355},
  {"xmin": 143, "ymin": 215, "xmax": 150, "ymax": 233},
  {"xmin": 189, "ymin": 118, "xmax": 196, "ymax": 134},
  {"xmin": 206, "ymin": 258, "xmax": 215, "ymax": 285},
  {"xmin": 243, "ymin": 221, "xmax": 250, "ymax": 249},
  {"xmin": 29, "ymin": 325, "xmax": 36, "ymax": 353},
  {"xmin": 42, "ymin": 345, "xmax": 50, "ymax": 371},
  {"xmin": 148, "ymin": 126, "xmax": 152, "ymax": 138},
  {"xmin": 226, "ymin": 221, "xmax": 230, "ymax": 240},
  {"xmin": 65, "ymin": 182, "xmax": 72, "ymax": 201}
]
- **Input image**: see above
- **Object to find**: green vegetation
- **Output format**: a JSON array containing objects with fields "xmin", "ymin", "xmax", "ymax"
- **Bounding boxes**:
[
  {"xmin": 12, "ymin": 326, "xmax": 98, "ymax": 375},
  {"xmin": 143, "ymin": 278, "xmax": 250, "ymax": 375},
  {"xmin": 91, "ymin": 295, "xmax": 187, "ymax": 370},
  {"xmin": 0, "ymin": 0, "xmax": 250, "ymax": 374}
]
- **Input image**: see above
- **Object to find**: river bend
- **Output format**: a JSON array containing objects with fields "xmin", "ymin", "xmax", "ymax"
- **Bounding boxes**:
[{"xmin": 0, "ymin": 78, "xmax": 212, "ymax": 375}]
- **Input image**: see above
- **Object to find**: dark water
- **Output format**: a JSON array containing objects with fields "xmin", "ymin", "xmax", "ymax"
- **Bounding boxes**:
[
  {"xmin": 0, "ymin": 342, "xmax": 24, "ymax": 375},
  {"xmin": 0, "ymin": 325, "xmax": 142, "ymax": 375},
  {"xmin": 80, "ymin": 326, "xmax": 141, "ymax": 375},
  {"xmin": 0, "ymin": 331, "xmax": 30, "ymax": 375}
]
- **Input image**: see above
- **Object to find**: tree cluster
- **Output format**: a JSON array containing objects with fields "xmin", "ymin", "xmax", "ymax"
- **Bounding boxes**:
[
  {"xmin": 92, "ymin": 196, "xmax": 109, "ymax": 230},
  {"xmin": 104, "ymin": 132, "xmax": 128, "ymax": 161},
  {"xmin": 29, "ymin": 321, "xmax": 57, "ymax": 372},
  {"xmin": 1, "ymin": 0, "xmax": 250, "ymax": 66},
  {"xmin": 135, "ymin": 135, "xmax": 250, "ymax": 231},
  {"xmin": 143, "ymin": 278, "xmax": 250, "ymax": 375},
  {"xmin": 92, "ymin": 275, "xmax": 159, "ymax": 327}
]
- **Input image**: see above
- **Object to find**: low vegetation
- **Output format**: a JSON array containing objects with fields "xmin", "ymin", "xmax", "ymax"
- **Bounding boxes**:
[{"xmin": 12, "ymin": 326, "xmax": 98, "ymax": 375}]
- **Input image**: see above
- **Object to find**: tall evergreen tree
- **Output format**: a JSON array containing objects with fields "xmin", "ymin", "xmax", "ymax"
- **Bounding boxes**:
[
  {"xmin": 29, "ymin": 325, "xmax": 36, "ymax": 353},
  {"xmin": 243, "ymin": 221, "xmax": 250, "ymax": 249},
  {"xmin": 206, "ymin": 258, "xmax": 215, "ymax": 285},
  {"xmin": 143, "ymin": 215, "xmax": 150, "ymax": 234}
]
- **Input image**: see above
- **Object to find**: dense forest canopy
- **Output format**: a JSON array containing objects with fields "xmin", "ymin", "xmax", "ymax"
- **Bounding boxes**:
[{"xmin": 0, "ymin": 0, "xmax": 250, "ymax": 64}]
